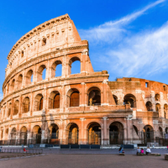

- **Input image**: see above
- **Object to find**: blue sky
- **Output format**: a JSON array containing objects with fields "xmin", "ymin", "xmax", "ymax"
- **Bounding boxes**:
[{"xmin": 0, "ymin": 0, "xmax": 168, "ymax": 100}]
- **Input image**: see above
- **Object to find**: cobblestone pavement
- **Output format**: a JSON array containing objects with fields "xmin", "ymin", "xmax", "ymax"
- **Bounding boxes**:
[
  {"xmin": 0, "ymin": 149, "xmax": 168, "ymax": 168},
  {"xmin": 0, "ymin": 153, "xmax": 167, "ymax": 168}
]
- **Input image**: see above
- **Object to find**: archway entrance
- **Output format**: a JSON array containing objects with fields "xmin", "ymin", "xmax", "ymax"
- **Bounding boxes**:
[
  {"xmin": 109, "ymin": 122, "xmax": 124, "ymax": 144},
  {"xmin": 49, "ymin": 124, "xmax": 59, "ymax": 144},
  {"xmin": 68, "ymin": 123, "xmax": 79, "ymax": 144},
  {"xmin": 143, "ymin": 125, "xmax": 154, "ymax": 144},
  {"xmin": 20, "ymin": 126, "xmax": 27, "ymax": 145},
  {"xmin": 32, "ymin": 125, "xmax": 41, "ymax": 144},
  {"xmin": 88, "ymin": 122, "xmax": 101, "ymax": 145}
]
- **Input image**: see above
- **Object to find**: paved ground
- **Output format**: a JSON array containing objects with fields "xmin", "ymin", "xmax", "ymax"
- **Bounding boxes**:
[{"xmin": 0, "ymin": 153, "xmax": 167, "ymax": 168}]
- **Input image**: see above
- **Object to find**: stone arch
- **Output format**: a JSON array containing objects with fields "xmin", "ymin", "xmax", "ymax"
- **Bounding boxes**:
[
  {"xmin": 164, "ymin": 104, "xmax": 167, "ymax": 118},
  {"xmin": 20, "ymin": 126, "xmax": 27, "ymax": 144},
  {"xmin": 49, "ymin": 124, "xmax": 59, "ymax": 139},
  {"xmin": 143, "ymin": 125, "xmax": 154, "ymax": 143},
  {"xmin": 7, "ymin": 103, "xmax": 12, "ymax": 117},
  {"xmin": 18, "ymin": 74, "xmax": 23, "ymax": 89},
  {"xmin": 11, "ymin": 127, "xmax": 17, "ymax": 140},
  {"xmin": 26, "ymin": 69, "xmax": 33, "ymax": 85},
  {"xmin": 109, "ymin": 121, "xmax": 124, "ymax": 144},
  {"xmin": 155, "ymin": 93, "xmax": 160, "ymax": 101},
  {"xmin": 22, "ymin": 97, "xmax": 30, "ymax": 113},
  {"xmin": 34, "ymin": 94, "xmax": 43, "ymax": 111},
  {"xmin": 51, "ymin": 60, "xmax": 62, "ymax": 78},
  {"xmin": 14, "ymin": 100, "xmax": 19, "ymax": 115},
  {"xmin": 156, "ymin": 103, "xmax": 160, "ymax": 114},
  {"xmin": 67, "ymin": 88, "xmax": 80, "ymax": 107},
  {"xmin": 146, "ymin": 101, "xmax": 153, "ymax": 111},
  {"xmin": 113, "ymin": 95, "xmax": 118, "ymax": 105},
  {"xmin": 87, "ymin": 122, "xmax": 101, "ymax": 145},
  {"xmin": 1, "ymin": 129, "xmax": 3, "ymax": 140},
  {"xmin": 165, "ymin": 127, "xmax": 168, "ymax": 134},
  {"xmin": 49, "ymin": 91, "xmax": 60, "ymax": 109},
  {"xmin": 124, "ymin": 94, "xmax": 136, "ymax": 108},
  {"xmin": 66, "ymin": 122, "xmax": 79, "ymax": 144},
  {"xmin": 37, "ymin": 64, "xmax": 47, "ymax": 81},
  {"xmin": 32, "ymin": 125, "xmax": 41, "ymax": 144},
  {"xmin": 69, "ymin": 57, "xmax": 81, "ymax": 75},
  {"xmin": 159, "ymin": 126, "xmax": 163, "ymax": 138},
  {"xmin": 10, "ymin": 79, "xmax": 15, "ymax": 91},
  {"xmin": 88, "ymin": 87, "xmax": 101, "ymax": 106},
  {"xmin": 5, "ymin": 128, "xmax": 9, "ymax": 140}
]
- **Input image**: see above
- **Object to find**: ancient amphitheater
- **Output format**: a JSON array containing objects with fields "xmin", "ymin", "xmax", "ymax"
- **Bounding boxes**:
[{"xmin": 0, "ymin": 14, "xmax": 168, "ymax": 146}]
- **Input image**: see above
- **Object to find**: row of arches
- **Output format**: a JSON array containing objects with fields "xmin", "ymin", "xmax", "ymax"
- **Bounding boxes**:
[
  {"xmin": 146, "ymin": 101, "xmax": 168, "ymax": 118},
  {"xmin": 2, "ymin": 121, "xmax": 124, "ymax": 145},
  {"xmin": 5, "ymin": 57, "xmax": 81, "ymax": 95},
  {"xmin": 3, "ymin": 87, "xmax": 102, "ymax": 117}
]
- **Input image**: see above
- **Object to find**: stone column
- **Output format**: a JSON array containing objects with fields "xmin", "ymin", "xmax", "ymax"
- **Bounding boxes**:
[
  {"xmin": 41, "ymin": 110, "xmax": 49, "ymax": 144},
  {"xmin": 125, "ymin": 115, "xmax": 133, "ymax": 144},
  {"xmin": 80, "ymin": 83, "xmax": 85, "ymax": 107},
  {"xmin": 102, "ymin": 117, "xmax": 108, "ymax": 145},
  {"xmin": 79, "ymin": 118, "xmax": 85, "ymax": 144}
]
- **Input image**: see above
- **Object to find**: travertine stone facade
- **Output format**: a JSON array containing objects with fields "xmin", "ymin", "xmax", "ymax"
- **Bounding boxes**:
[{"xmin": 0, "ymin": 14, "xmax": 168, "ymax": 145}]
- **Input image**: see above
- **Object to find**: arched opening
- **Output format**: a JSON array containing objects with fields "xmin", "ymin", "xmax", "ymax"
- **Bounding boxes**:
[
  {"xmin": 26, "ymin": 70, "xmax": 33, "ymax": 84},
  {"xmin": 11, "ymin": 79, "xmax": 15, "ymax": 91},
  {"xmin": 49, "ymin": 124, "xmax": 59, "ymax": 142},
  {"xmin": 88, "ymin": 122, "xmax": 101, "ymax": 145},
  {"xmin": 42, "ymin": 38, "xmax": 46, "ymax": 46},
  {"xmin": 8, "ymin": 103, "xmax": 11, "ymax": 117},
  {"xmin": 165, "ymin": 127, "xmax": 168, "ymax": 134},
  {"xmin": 34, "ymin": 94, "xmax": 43, "ymax": 111},
  {"xmin": 109, "ymin": 122, "xmax": 124, "ymax": 144},
  {"xmin": 11, "ymin": 128, "xmax": 17, "ymax": 140},
  {"xmin": 32, "ymin": 125, "xmax": 41, "ymax": 144},
  {"xmin": 159, "ymin": 127, "xmax": 163, "ymax": 138},
  {"xmin": 69, "ymin": 89, "xmax": 79, "ymax": 107},
  {"xmin": 14, "ymin": 100, "xmax": 19, "ymax": 115},
  {"xmin": 20, "ymin": 126, "xmax": 27, "ymax": 145},
  {"xmin": 143, "ymin": 125, "xmax": 154, "ymax": 143},
  {"xmin": 164, "ymin": 104, "xmax": 167, "ymax": 118},
  {"xmin": 51, "ymin": 60, "xmax": 62, "ymax": 78},
  {"xmin": 88, "ymin": 87, "xmax": 101, "ymax": 106},
  {"xmin": 156, "ymin": 103, "xmax": 160, "ymax": 114},
  {"xmin": 69, "ymin": 57, "xmax": 80, "ymax": 74},
  {"xmin": 22, "ymin": 97, "xmax": 30, "ymax": 113},
  {"xmin": 113, "ymin": 95, "xmax": 118, "ymax": 105},
  {"xmin": 124, "ymin": 94, "xmax": 136, "ymax": 108},
  {"xmin": 67, "ymin": 123, "xmax": 79, "ymax": 144},
  {"xmin": 49, "ymin": 91, "xmax": 60, "ymax": 109},
  {"xmin": 133, "ymin": 125, "xmax": 138, "ymax": 136},
  {"xmin": 155, "ymin": 93, "xmax": 160, "ymax": 101},
  {"xmin": 1, "ymin": 130, "xmax": 3, "ymax": 140},
  {"xmin": 18, "ymin": 74, "xmax": 23, "ymax": 89},
  {"xmin": 37, "ymin": 65, "xmax": 47, "ymax": 81},
  {"xmin": 146, "ymin": 101, "xmax": 153, "ymax": 111},
  {"xmin": 5, "ymin": 128, "xmax": 9, "ymax": 140}
]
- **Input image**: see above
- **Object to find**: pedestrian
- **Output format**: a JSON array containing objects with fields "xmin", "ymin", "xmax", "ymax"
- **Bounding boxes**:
[
  {"xmin": 146, "ymin": 147, "xmax": 151, "ymax": 155},
  {"xmin": 141, "ymin": 148, "xmax": 144, "ymax": 154},
  {"xmin": 137, "ymin": 147, "xmax": 141, "ymax": 155},
  {"xmin": 167, "ymin": 145, "xmax": 168, "ymax": 150}
]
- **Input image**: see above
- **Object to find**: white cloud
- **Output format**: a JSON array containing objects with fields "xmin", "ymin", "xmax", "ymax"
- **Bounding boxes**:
[
  {"xmin": 79, "ymin": 0, "xmax": 167, "ymax": 78},
  {"xmin": 102, "ymin": 23, "xmax": 168, "ymax": 77},
  {"xmin": 79, "ymin": 0, "xmax": 165, "ymax": 43}
]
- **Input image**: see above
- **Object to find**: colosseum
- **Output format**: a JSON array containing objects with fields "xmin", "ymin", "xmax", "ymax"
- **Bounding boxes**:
[{"xmin": 0, "ymin": 14, "xmax": 168, "ymax": 147}]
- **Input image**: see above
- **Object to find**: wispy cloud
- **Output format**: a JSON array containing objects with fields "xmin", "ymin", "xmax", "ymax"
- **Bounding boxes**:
[
  {"xmin": 79, "ymin": 0, "xmax": 165, "ymax": 43},
  {"xmin": 101, "ymin": 23, "xmax": 168, "ymax": 77},
  {"xmin": 79, "ymin": 0, "xmax": 167, "ymax": 78}
]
